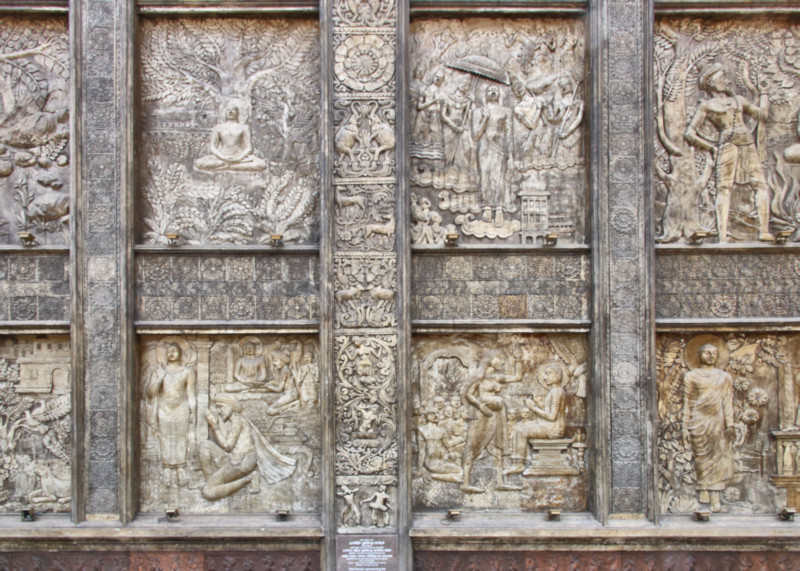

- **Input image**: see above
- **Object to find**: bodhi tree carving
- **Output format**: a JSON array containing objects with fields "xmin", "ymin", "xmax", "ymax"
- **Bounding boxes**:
[{"xmin": 139, "ymin": 19, "xmax": 320, "ymax": 245}]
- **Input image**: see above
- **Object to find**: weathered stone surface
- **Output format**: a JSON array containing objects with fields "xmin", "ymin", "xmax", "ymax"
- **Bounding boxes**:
[
  {"xmin": 412, "ymin": 253, "xmax": 589, "ymax": 321},
  {"xmin": 135, "ymin": 254, "xmax": 319, "ymax": 322},
  {"xmin": 657, "ymin": 332, "xmax": 799, "ymax": 515},
  {"xmin": 412, "ymin": 334, "xmax": 589, "ymax": 511},
  {"xmin": 0, "ymin": 335, "xmax": 71, "ymax": 513},
  {"xmin": 409, "ymin": 18, "xmax": 586, "ymax": 246},
  {"xmin": 0, "ymin": 254, "xmax": 69, "ymax": 322},
  {"xmin": 139, "ymin": 335, "xmax": 320, "ymax": 514},
  {"xmin": 138, "ymin": 18, "xmax": 320, "ymax": 247}
]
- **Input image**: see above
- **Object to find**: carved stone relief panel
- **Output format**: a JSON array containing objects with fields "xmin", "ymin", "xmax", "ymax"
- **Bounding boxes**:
[
  {"xmin": 656, "ymin": 332, "xmax": 800, "ymax": 515},
  {"xmin": 139, "ymin": 335, "xmax": 320, "ymax": 514},
  {"xmin": 656, "ymin": 252, "xmax": 800, "ymax": 320},
  {"xmin": 0, "ymin": 18, "xmax": 69, "ymax": 246},
  {"xmin": 0, "ymin": 335, "xmax": 71, "ymax": 513},
  {"xmin": 412, "ymin": 253, "xmax": 589, "ymax": 322},
  {"xmin": 655, "ymin": 18, "xmax": 800, "ymax": 245},
  {"xmin": 138, "ymin": 18, "xmax": 320, "ymax": 246},
  {"xmin": 135, "ymin": 254, "xmax": 319, "ymax": 323},
  {"xmin": 409, "ymin": 18, "xmax": 586, "ymax": 245},
  {"xmin": 412, "ymin": 334, "xmax": 589, "ymax": 511},
  {"xmin": 0, "ymin": 254, "xmax": 69, "ymax": 322}
]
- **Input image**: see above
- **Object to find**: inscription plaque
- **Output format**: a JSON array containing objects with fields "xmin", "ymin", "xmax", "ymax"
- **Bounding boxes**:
[{"xmin": 336, "ymin": 535, "xmax": 398, "ymax": 571}]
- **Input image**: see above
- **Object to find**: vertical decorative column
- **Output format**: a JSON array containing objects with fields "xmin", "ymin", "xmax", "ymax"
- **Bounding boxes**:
[
  {"xmin": 327, "ymin": 0, "xmax": 402, "ymax": 563},
  {"xmin": 73, "ymin": 0, "xmax": 132, "ymax": 519},
  {"xmin": 592, "ymin": 0, "xmax": 653, "ymax": 518}
]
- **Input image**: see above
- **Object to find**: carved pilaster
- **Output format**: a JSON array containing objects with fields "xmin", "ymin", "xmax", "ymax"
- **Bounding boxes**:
[
  {"xmin": 592, "ymin": 0, "xmax": 653, "ymax": 517},
  {"xmin": 73, "ymin": 0, "xmax": 133, "ymax": 519},
  {"xmin": 328, "ymin": 0, "xmax": 401, "ymax": 562}
]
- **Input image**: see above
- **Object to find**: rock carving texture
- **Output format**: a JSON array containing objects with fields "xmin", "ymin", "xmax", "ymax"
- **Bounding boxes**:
[
  {"xmin": 412, "ymin": 253, "xmax": 589, "ymax": 322},
  {"xmin": 409, "ymin": 19, "xmax": 585, "ymax": 245},
  {"xmin": 139, "ymin": 18, "xmax": 320, "ymax": 246},
  {"xmin": 655, "ymin": 18, "xmax": 800, "ymax": 245},
  {"xmin": 0, "ymin": 254, "xmax": 69, "ymax": 322},
  {"xmin": 136, "ymin": 254, "xmax": 319, "ymax": 323},
  {"xmin": 0, "ymin": 18, "xmax": 69, "ymax": 247},
  {"xmin": 656, "ymin": 332, "xmax": 800, "ymax": 515},
  {"xmin": 656, "ymin": 252, "xmax": 800, "ymax": 320},
  {"xmin": 0, "ymin": 336, "xmax": 71, "ymax": 513},
  {"xmin": 412, "ymin": 334, "xmax": 589, "ymax": 511},
  {"xmin": 332, "ymin": 0, "xmax": 399, "ymax": 532},
  {"xmin": 139, "ymin": 335, "xmax": 320, "ymax": 514}
]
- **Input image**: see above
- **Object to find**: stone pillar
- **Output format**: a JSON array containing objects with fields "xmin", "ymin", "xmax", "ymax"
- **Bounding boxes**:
[
  {"xmin": 73, "ymin": 0, "xmax": 134, "ymax": 519},
  {"xmin": 591, "ymin": 0, "xmax": 653, "ymax": 518},
  {"xmin": 326, "ymin": 0, "xmax": 403, "ymax": 566}
]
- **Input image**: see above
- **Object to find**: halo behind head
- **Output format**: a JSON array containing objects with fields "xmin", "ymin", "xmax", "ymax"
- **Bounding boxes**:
[{"xmin": 685, "ymin": 334, "xmax": 729, "ymax": 370}]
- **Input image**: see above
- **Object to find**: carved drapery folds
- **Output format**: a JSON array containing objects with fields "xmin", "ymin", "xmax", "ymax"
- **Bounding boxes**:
[
  {"xmin": 139, "ymin": 18, "xmax": 320, "ymax": 246},
  {"xmin": 0, "ymin": 336, "xmax": 71, "ymax": 513},
  {"xmin": 409, "ymin": 19, "xmax": 585, "ymax": 245},
  {"xmin": 0, "ymin": 19, "xmax": 69, "ymax": 247},
  {"xmin": 657, "ymin": 332, "xmax": 800, "ymax": 515},
  {"xmin": 139, "ymin": 335, "xmax": 320, "ymax": 514},
  {"xmin": 655, "ymin": 18, "xmax": 800, "ymax": 245},
  {"xmin": 412, "ymin": 334, "xmax": 589, "ymax": 511}
]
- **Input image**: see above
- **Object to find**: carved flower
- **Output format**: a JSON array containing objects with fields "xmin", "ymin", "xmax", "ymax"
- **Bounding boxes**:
[
  {"xmin": 710, "ymin": 295, "xmax": 736, "ymax": 317},
  {"xmin": 144, "ymin": 257, "xmax": 171, "ymax": 281},
  {"xmin": 656, "ymin": 296, "xmax": 680, "ymax": 319},
  {"xmin": 9, "ymin": 258, "xmax": 36, "ymax": 281},
  {"xmin": 200, "ymin": 258, "xmax": 225, "ymax": 281},
  {"xmin": 723, "ymin": 487, "xmax": 741, "ymax": 502},
  {"xmin": 733, "ymin": 377, "xmax": 751, "ymax": 393},
  {"xmin": 473, "ymin": 257, "xmax": 496, "ymax": 280},
  {"xmin": 144, "ymin": 297, "xmax": 170, "ymax": 321},
  {"xmin": 668, "ymin": 495, "xmax": 698, "ymax": 514},
  {"xmin": 747, "ymin": 388, "xmax": 769, "ymax": 408},
  {"xmin": 502, "ymin": 256, "xmax": 524, "ymax": 280},
  {"xmin": 286, "ymin": 296, "xmax": 309, "ymax": 320},
  {"xmin": 229, "ymin": 297, "xmax": 255, "ymax": 320},
  {"xmin": 741, "ymin": 408, "xmax": 760, "ymax": 425},
  {"xmin": 472, "ymin": 295, "xmax": 496, "ymax": 319},
  {"xmin": 334, "ymin": 35, "xmax": 395, "ymax": 92},
  {"xmin": 444, "ymin": 258, "xmax": 471, "ymax": 280},
  {"xmin": 527, "ymin": 257, "xmax": 554, "ymax": 279},
  {"xmin": 556, "ymin": 257, "xmax": 581, "ymax": 280}
]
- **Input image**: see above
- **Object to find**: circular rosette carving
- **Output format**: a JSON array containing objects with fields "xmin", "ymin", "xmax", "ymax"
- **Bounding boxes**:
[{"xmin": 334, "ymin": 35, "xmax": 395, "ymax": 92}]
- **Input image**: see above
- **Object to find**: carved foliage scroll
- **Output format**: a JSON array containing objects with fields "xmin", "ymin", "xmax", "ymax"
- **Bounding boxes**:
[
  {"xmin": 139, "ymin": 335, "xmax": 320, "ymax": 514},
  {"xmin": 139, "ymin": 18, "xmax": 320, "ymax": 246},
  {"xmin": 0, "ymin": 19, "xmax": 69, "ymax": 246},
  {"xmin": 410, "ymin": 19, "xmax": 585, "ymax": 245},
  {"xmin": 656, "ymin": 333, "xmax": 800, "ymax": 515},
  {"xmin": 655, "ymin": 18, "xmax": 800, "ymax": 244},
  {"xmin": 412, "ymin": 334, "xmax": 589, "ymax": 511},
  {"xmin": 0, "ymin": 336, "xmax": 71, "ymax": 513}
]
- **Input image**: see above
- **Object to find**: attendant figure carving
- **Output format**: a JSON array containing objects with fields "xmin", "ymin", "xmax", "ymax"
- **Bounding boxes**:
[
  {"xmin": 199, "ymin": 395, "xmax": 297, "ymax": 501},
  {"xmin": 417, "ymin": 409, "xmax": 462, "ymax": 482},
  {"xmin": 360, "ymin": 485, "xmax": 391, "ymax": 527},
  {"xmin": 460, "ymin": 349, "xmax": 522, "ymax": 493},
  {"xmin": 410, "ymin": 69, "xmax": 446, "ymax": 172},
  {"xmin": 145, "ymin": 340, "xmax": 197, "ymax": 488},
  {"xmin": 266, "ymin": 348, "xmax": 300, "ymax": 416},
  {"xmin": 682, "ymin": 339, "xmax": 736, "ymax": 512},
  {"xmin": 684, "ymin": 64, "xmax": 773, "ymax": 243},
  {"xmin": 195, "ymin": 100, "xmax": 267, "ymax": 173}
]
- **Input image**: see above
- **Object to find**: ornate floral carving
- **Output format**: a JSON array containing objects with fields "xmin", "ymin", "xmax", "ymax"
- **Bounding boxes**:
[
  {"xmin": 334, "ymin": 34, "xmax": 395, "ymax": 93},
  {"xmin": 140, "ymin": 335, "xmax": 320, "ymax": 514},
  {"xmin": 333, "ymin": 0, "xmax": 396, "ymax": 28},
  {"xmin": 412, "ymin": 334, "xmax": 588, "ymax": 511},
  {"xmin": 335, "ymin": 335, "xmax": 397, "ymax": 476},
  {"xmin": 0, "ymin": 336, "xmax": 71, "ymax": 512},
  {"xmin": 410, "ymin": 19, "xmax": 585, "ymax": 245}
]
